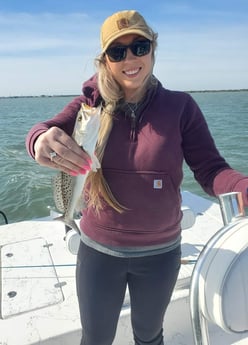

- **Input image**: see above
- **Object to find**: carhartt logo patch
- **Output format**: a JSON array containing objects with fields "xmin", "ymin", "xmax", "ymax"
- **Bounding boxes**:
[
  {"xmin": 153, "ymin": 179, "xmax": 163, "ymax": 189},
  {"xmin": 117, "ymin": 18, "xmax": 130, "ymax": 30}
]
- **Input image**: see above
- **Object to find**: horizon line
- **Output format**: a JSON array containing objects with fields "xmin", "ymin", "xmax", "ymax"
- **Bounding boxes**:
[{"xmin": 1, "ymin": 88, "xmax": 248, "ymax": 99}]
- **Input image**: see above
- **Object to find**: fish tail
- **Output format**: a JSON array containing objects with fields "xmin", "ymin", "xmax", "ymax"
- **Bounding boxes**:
[{"xmin": 54, "ymin": 216, "xmax": 81, "ymax": 235}]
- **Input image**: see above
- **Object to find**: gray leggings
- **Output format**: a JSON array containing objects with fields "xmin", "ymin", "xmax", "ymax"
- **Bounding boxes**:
[{"xmin": 76, "ymin": 242, "xmax": 181, "ymax": 345}]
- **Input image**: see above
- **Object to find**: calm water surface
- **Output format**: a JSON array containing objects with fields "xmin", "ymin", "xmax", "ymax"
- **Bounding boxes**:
[{"xmin": 0, "ymin": 91, "xmax": 247, "ymax": 224}]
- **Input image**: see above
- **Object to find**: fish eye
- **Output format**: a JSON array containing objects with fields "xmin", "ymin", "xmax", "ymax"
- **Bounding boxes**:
[{"xmin": 77, "ymin": 115, "xmax": 82, "ymax": 122}]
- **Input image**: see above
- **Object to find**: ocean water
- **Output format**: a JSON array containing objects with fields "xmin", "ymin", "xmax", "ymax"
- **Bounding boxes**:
[{"xmin": 0, "ymin": 91, "xmax": 247, "ymax": 224}]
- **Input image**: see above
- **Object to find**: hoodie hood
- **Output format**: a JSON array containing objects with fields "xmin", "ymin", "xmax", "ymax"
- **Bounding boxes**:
[{"xmin": 82, "ymin": 74, "xmax": 102, "ymax": 107}]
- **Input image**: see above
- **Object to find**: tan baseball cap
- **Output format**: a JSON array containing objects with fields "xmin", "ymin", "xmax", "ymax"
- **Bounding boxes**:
[{"xmin": 101, "ymin": 10, "xmax": 154, "ymax": 52}]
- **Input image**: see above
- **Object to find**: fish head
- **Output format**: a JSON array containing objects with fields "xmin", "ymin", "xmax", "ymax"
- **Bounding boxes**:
[{"xmin": 73, "ymin": 103, "xmax": 101, "ymax": 153}]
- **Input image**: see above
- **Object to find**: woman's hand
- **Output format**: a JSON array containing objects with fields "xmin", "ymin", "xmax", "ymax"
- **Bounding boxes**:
[{"xmin": 34, "ymin": 127, "xmax": 92, "ymax": 175}]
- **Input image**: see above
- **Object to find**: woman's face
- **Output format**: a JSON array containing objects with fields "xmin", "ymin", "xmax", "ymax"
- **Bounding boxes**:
[{"xmin": 105, "ymin": 34, "xmax": 153, "ymax": 102}]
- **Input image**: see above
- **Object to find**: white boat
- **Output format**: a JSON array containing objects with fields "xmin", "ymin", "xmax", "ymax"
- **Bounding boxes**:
[{"xmin": 0, "ymin": 191, "xmax": 247, "ymax": 345}]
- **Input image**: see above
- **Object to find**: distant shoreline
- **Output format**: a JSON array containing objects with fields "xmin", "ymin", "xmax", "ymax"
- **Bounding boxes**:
[{"xmin": 1, "ymin": 89, "xmax": 248, "ymax": 99}]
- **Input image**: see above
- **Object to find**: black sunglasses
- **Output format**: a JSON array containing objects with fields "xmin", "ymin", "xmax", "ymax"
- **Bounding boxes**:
[{"xmin": 105, "ymin": 40, "xmax": 152, "ymax": 62}]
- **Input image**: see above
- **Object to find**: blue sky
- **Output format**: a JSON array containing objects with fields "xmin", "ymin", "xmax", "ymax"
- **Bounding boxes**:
[{"xmin": 1, "ymin": 0, "xmax": 248, "ymax": 96}]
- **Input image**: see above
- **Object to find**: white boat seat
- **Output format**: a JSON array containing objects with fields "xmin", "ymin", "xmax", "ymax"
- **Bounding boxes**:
[
  {"xmin": 181, "ymin": 205, "xmax": 195, "ymax": 230},
  {"xmin": 198, "ymin": 218, "xmax": 248, "ymax": 333}
]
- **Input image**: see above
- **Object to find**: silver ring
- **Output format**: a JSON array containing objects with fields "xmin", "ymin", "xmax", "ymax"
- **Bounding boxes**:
[{"xmin": 49, "ymin": 151, "xmax": 57, "ymax": 161}]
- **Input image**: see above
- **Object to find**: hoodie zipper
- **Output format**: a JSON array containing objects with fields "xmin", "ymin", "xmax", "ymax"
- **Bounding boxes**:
[{"xmin": 130, "ymin": 110, "xmax": 137, "ymax": 141}]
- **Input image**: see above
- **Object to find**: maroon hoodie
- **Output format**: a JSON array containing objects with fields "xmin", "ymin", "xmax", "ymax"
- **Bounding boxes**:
[{"xmin": 26, "ymin": 75, "xmax": 248, "ymax": 247}]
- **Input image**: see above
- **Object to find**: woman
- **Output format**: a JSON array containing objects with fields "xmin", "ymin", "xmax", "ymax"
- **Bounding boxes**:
[{"xmin": 26, "ymin": 10, "xmax": 248, "ymax": 345}]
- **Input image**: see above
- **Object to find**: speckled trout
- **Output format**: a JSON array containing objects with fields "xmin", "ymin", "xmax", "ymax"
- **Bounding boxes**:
[{"xmin": 52, "ymin": 103, "xmax": 101, "ymax": 233}]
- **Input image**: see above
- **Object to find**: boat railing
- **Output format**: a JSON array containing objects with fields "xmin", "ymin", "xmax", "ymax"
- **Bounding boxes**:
[
  {"xmin": 0, "ymin": 210, "xmax": 8, "ymax": 225},
  {"xmin": 190, "ymin": 192, "xmax": 248, "ymax": 345}
]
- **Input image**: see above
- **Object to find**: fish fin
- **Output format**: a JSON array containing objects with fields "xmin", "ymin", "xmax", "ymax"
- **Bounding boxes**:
[
  {"xmin": 54, "ymin": 216, "xmax": 81, "ymax": 235},
  {"xmin": 81, "ymin": 103, "xmax": 102, "ymax": 114},
  {"xmin": 76, "ymin": 194, "xmax": 86, "ymax": 213},
  {"xmin": 91, "ymin": 153, "xmax": 101, "ymax": 172}
]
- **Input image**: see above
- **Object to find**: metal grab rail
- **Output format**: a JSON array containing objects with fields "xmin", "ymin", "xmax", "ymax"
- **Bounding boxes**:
[
  {"xmin": 218, "ymin": 191, "xmax": 245, "ymax": 225},
  {"xmin": 189, "ymin": 192, "xmax": 247, "ymax": 345}
]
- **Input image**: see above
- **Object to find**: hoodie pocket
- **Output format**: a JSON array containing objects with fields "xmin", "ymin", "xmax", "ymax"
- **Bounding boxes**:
[{"xmin": 102, "ymin": 169, "xmax": 181, "ymax": 233}]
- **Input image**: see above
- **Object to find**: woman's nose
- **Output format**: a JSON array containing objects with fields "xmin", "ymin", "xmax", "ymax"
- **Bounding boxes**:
[{"xmin": 125, "ymin": 48, "xmax": 136, "ymax": 60}]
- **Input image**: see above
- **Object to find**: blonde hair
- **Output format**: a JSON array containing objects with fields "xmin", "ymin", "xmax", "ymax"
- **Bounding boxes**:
[{"xmin": 86, "ymin": 32, "xmax": 158, "ymax": 213}]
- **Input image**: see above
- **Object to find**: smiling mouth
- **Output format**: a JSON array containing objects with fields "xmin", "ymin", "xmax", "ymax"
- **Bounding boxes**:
[{"xmin": 123, "ymin": 68, "xmax": 141, "ymax": 76}]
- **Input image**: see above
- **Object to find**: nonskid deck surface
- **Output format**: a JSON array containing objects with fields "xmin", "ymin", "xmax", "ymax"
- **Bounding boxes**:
[{"xmin": 0, "ymin": 191, "xmax": 247, "ymax": 344}]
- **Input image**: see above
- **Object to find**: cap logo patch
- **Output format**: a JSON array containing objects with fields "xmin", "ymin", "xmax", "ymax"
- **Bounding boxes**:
[{"xmin": 117, "ymin": 18, "xmax": 129, "ymax": 30}]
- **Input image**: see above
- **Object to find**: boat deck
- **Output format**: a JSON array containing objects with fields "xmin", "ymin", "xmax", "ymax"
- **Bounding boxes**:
[{"xmin": 0, "ymin": 191, "xmax": 247, "ymax": 344}]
